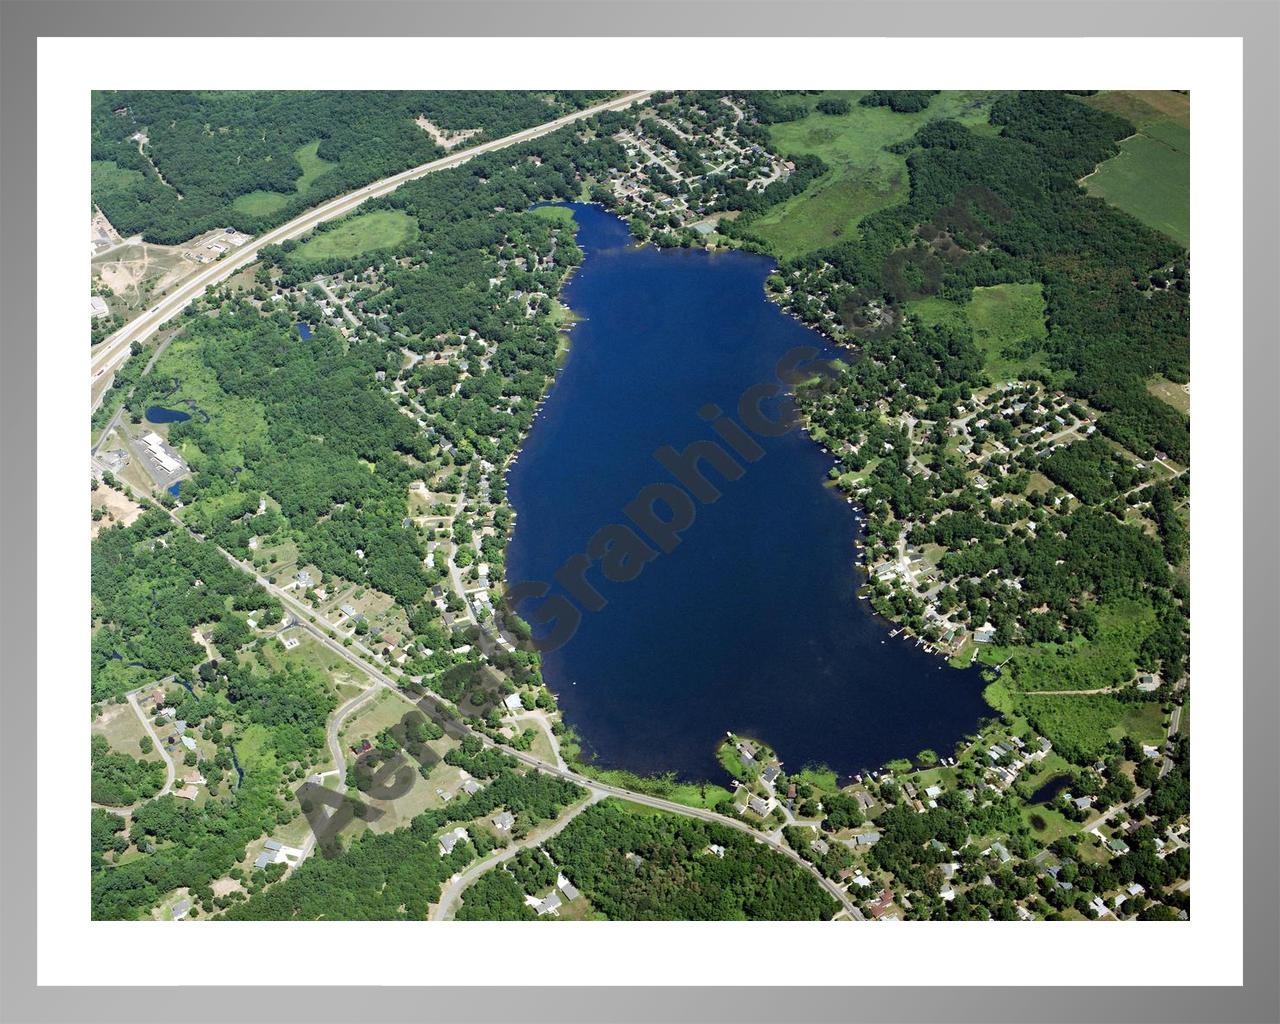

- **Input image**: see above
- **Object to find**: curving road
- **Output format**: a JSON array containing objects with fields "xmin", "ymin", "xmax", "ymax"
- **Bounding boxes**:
[
  {"xmin": 90, "ymin": 90, "xmax": 654, "ymax": 406},
  {"xmin": 430, "ymin": 790, "xmax": 606, "ymax": 921}
]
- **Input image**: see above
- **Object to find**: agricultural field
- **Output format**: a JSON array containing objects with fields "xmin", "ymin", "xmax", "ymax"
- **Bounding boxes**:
[
  {"xmin": 294, "ymin": 210, "xmax": 419, "ymax": 261},
  {"xmin": 750, "ymin": 90, "xmax": 1004, "ymax": 258},
  {"xmin": 1077, "ymin": 91, "xmax": 1190, "ymax": 246}
]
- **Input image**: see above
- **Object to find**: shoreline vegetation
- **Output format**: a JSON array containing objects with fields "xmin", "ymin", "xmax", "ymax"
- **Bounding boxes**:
[{"xmin": 90, "ymin": 89, "xmax": 1190, "ymax": 922}]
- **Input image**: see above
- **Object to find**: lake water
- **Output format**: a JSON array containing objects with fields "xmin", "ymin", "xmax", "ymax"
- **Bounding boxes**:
[
  {"xmin": 145, "ymin": 406, "xmax": 191, "ymax": 424},
  {"xmin": 506, "ymin": 204, "xmax": 992, "ymax": 783}
]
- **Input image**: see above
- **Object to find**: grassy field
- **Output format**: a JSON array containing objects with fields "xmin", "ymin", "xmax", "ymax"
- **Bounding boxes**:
[
  {"xmin": 1146, "ymin": 374, "xmax": 1191, "ymax": 415},
  {"xmin": 232, "ymin": 140, "xmax": 338, "ymax": 218},
  {"xmin": 750, "ymin": 91, "xmax": 1004, "ymax": 259},
  {"xmin": 92, "ymin": 160, "xmax": 148, "ymax": 195},
  {"xmin": 576, "ymin": 766, "xmax": 734, "ymax": 811},
  {"xmin": 1077, "ymin": 91, "xmax": 1190, "ymax": 247},
  {"xmin": 908, "ymin": 282, "xmax": 1050, "ymax": 381},
  {"xmin": 999, "ymin": 598, "xmax": 1158, "ymax": 694},
  {"xmin": 294, "ymin": 209, "xmax": 419, "ymax": 260},
  {"xmin": 966, "ymin": 283, "xmax": 1049, "ymax": 380}
]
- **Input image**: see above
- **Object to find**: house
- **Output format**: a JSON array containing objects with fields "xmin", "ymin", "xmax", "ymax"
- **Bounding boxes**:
[
  {"xmin": 747, "ymin": 796, "xmax": 772, "ymax": 817},
  {"xmin": 852, "ymin": 831, "xmax": 881, "ymax": 847},
  {"xmin": 854, "ymin": 790, "xmax": 876, "ymax": 811},
  {"xmin": 294, "ymin": 570, "xmax": 313, "ymax": 587},
  {"xmin": 170, "ymin": 899, "xmax": 190, "ymax": 921},
  {"xmin": 174, "ymin": 785, "xmax": 199, "ymax": 801},
  {"xmin": 1089, "ymin": 896, "xmax": 1110, "ymax": 918},
  {"xmin": 502, "ymin": 692, "xmax": 524, "ymax": 713},
  {"xmin": 492, "ymin": 811, "xmax": 515, "ymax": 831},
  {"xmin": 535, "ymin": 890, "xmax": 563, "ymax": 916},
  {"xmin": 973, "ymin": 626, "xmax": 997, "ymax": 644},
  {"xmin": 924, "ymin": 785, "xmax": 942, "ymax": 800},
  {"xmin": 339, "ymin": 604, "xmax": 360, "ymax": 621},
  {"xmin": 184, "ymin": 770, "xmax": 206, "ymax": 786},
  {"xmin": 556, "ymin": 873, "xmax": 580, "ymax": 901},
  {"xmin": 868, "ymin": 889, "xmax": 896, "ymax": 919},
  {"xmin": 350, "ymin": 738, "xmax": 372, "ymax": 756},
  {"xmin": 461, "ymin": 779, "xmax": 482, "ymax": 796},
  {"xmin": 761, "ymin": 765, "xmax": 781, "ymax": 786},
  {"xmin": 810, "ymin": 838, "xmax": 830, "ymax": 856},
  {"xmin": 180, "ymin": 735, "xmax": 197, "ymax": 752},
  {"xmin": 705, "ymin": 844, "xmax": 725, "ymax": 859},
  {"xmin": 438, "ymin": 827, "xmax": 469, "ymax": 856}
]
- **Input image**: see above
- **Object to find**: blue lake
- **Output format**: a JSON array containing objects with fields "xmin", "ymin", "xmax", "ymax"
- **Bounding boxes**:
[
  {"xmin": 145, "ymin": 406, "xmax": 191, "ymax": 424},
  {"xmin": 506, "ymin": 204, "xmax": 992, "ymax": 783}
]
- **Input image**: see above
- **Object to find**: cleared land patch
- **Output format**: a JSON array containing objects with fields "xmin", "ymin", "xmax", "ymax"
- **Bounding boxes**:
[
  {"xmin": 908, "ymin": 282, "xmax": 1049, "ymax": 381},
  {"xmin": 751, "ymin": 90, "xmax": 1004, "ymax": 259},
  {"xmin": 966, "ymin": 282, "xmax": 1049, "ymax": 380},
  {"xmin": 294, "ymin": 210, "xmax": 419, "ymax": 261},
  {"xmin": 1146, "ymin": 374, "xmax": 1190, "ymax": 415}
]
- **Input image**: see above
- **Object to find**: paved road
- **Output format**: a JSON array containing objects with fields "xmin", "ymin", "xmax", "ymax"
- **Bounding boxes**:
[
  {"xmin": 89, "ymin": 90, "xmax": 654, "ymax": 405},
  {"xmin": 126, "ymin": 688, "xmax": 176, "ymax": 796}
]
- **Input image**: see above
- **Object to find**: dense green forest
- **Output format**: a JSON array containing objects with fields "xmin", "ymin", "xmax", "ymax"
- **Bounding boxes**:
[
  {"xmin": 90, "ymin": 734, "xmax": 165, "ymax": 806},
  {"xmin": 539, "ymin": 801, "xmax": 837, "ymax": 920},
  {"xmin": 92, "ymin": 91, "xmax": 612, "ymax": 242},
  {"xmin": 91, "ymin": 510, "xmax": 282, "ymax": 700}
]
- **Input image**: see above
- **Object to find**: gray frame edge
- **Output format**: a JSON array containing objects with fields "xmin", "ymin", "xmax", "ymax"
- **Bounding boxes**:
[{"xmin": 0, "ymin": 2, "xmax": 1275, "ymax": 1022}]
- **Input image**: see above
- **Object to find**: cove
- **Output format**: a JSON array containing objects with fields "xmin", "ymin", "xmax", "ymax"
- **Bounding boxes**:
[{"xmin": 506, "ymin": 204, "xmax": 992, "ymax": 783}]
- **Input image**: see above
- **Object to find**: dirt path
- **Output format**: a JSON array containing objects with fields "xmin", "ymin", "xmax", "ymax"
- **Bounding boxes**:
[{"xmin": 126, "ymin": 689, "xmax": 176, "ymax": 796}]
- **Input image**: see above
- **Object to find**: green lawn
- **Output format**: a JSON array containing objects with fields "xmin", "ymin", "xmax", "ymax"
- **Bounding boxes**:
[
  {"xmin": 750, "ymin": 91, "xmax": 1004, "ymax": 259},
  {"xmin": 1083, "ymin": 120, "xmax": 1189, "ymax": 246},
  {"xmin": 92, "ymin": 160, "xmax": 148, "ymax": 195},
  {"xmin": 529, "ymin": 204, "xmax": 577, "ymax": 227},
  {"xmin": 294, "ymin": 210, "xmax": 419, "ymax": 260}
]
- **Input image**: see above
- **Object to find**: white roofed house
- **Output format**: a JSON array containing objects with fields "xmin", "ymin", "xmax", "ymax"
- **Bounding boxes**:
[{"xmin": 438, "ymin": 826, "xmax": 469, "ymax": 856}]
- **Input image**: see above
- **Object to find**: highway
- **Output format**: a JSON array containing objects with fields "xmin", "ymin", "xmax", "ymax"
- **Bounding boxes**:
[{"xmin": 90, "ymin": 89, "xmax": 654, "ymax": 405}]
